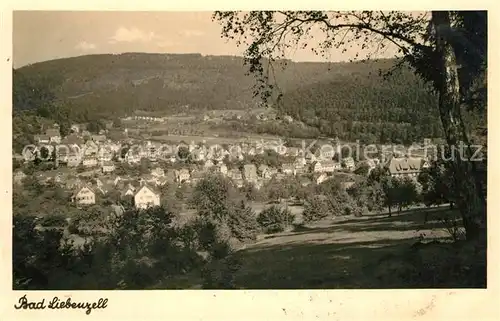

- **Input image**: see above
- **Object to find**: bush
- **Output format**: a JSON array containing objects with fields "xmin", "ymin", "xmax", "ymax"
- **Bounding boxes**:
[
  {"xmin": 192, "ymin": 176, "xmax": 258, "ymax": 242},
  {"xmin": 343, "ymin": 202, "xmax": 364, "ymax": 217},
  {"xmin": 68, "ymin": 208, "xmax": 108, "ymax": 237},
  {"xmin": 227, "ymin": 201, "xmax": 260, "ymax": 242},
  {"xmin": 39, "ymin": 213, "xmax": 67, "ymax": 228},
  {"xmin": 202, "ymin": 254, "xmax": 242, "ymax": 289},
  {"xmin": 257, "ymin": 205, "xmax": 295, "ymax": 234},
  {"xmin": 302, "ymin": 196, "xmax": 330, "ymax": 223}
]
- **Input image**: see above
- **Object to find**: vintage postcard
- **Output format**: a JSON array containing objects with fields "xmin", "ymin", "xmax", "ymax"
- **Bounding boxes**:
[{"xmin": 1, "ymin": 2, "xmax": 498, "ymax": 320}]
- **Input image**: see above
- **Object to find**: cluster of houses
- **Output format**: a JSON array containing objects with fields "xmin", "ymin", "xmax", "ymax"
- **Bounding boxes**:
[
  {"xmin": 202, "ymin": 109, "xmax": 294, "ymax": 124},
  {"xmin": 15, "ymin": 123, "xmax": 433, "ymax": 210}
]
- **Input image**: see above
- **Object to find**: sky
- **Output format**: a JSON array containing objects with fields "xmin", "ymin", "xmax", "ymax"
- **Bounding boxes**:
[{"xmin": 13, "ymin": 11, "xmax": 401, "ymax": 68}]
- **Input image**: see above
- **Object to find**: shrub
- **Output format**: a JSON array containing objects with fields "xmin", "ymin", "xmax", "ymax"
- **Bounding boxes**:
[
  {"xmin": 67, "ymin": 208, "xmax": 108, "ymax": 237},
  {"xmin": 192, "ymin": 176, "xmax": 258, "ymax": 242},
  {"xmin": 227, "ymin": 201, "xmax": 260, "ymax": 242},
  {"xmin": 202, "ymin": 254, "xmax": 242, "ymax": 289},
  {"xmin": 257, "ymin": 205, "xmax": 295, "ymax": 234},
  {"xmin": 343, "ymin": 202, "xmax": 364, "ymax": 217},
  {"xmin": 39, "ymin": 213, "xmax": 67, "ymax": 228},
  {"xmin": 302, "ymin": 196, "xmax": 330, "ymax": 223}
]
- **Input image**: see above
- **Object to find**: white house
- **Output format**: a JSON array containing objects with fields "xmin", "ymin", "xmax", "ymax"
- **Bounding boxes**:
[
  {"xmin": 113, "ymin": 176, "xmax": 122, "ymax": 186},
  {"xmin": 204, "ymin": 159, "xmax": 215, "ymax": 169},
  {"xmin": 233, "ymin": 179, "xmax": 245, "ymax": 188},
  {"xmin": 319, "ymin": 145, "xmax": 336, "ymax": 160},
  {"xmin": 295, "ymin": 157, "xmax": 307, "ymax": 168},
  {"xmin": 22, "ymin": 146, "xmax": 38, "ymax": 161},
  {"xmin": 191, "ymin": 148, "xmax": 206, "ymax": 161},
  {"xmin": 323, "ymin": 161, "xmax": 341, "ymax": 173},
  {"xmin": 13, "ymin": 170, "xmax": 27, "ymax": 185},
  {"xmin": 46, "ymin": 128, "xmax": 61, "ymax": 144},
  {"xmin": 314, "ymin": 160, "xmax": 339, "ymax": 173},
  {"xmin": 67, "ymin": 153, "xmax": 82, "ymax": 167},
  {"xmin": 175, "ymin": 169, "xmax": 191, "ymax": 183},
  {"xmin": 281, "ymin": 163, "xmax": 295, "ymax": 175},
  {"xmin": 215, "ymin": 163, "xmax": 228, "ymax": 176},
  {"xmin": 227, "ymin": 169, "xmax": 243, "ymax": 180},
  {"xmin": 421, "ymin": 159, "xmax": 431, "ymax": 169},
  {"xmin": 84, "ymin": 140, "xmax": 99, "ymax": 156},
  {"xmin": 287, "ymin": 147, "xmax": 300, "ymax": 157},
  {"xmin": 385, "ymin": 156, "xmax": 424, "ymax": 178},
  {"xmin": 102, "ymin": 161, "xmax": 115, "ymax": 173},
  {"xmin": 95, "ymin": 178, "xmax": 104, "ymax": 188},
  {"xmin": 125, "ymin": 152, "xmax": 141, "ymax": 164},
  {"xmin": 150, "ymin": 167, "xmax": 165, "ymax": 177},
  {"xmin": 305, "ymin": 152, "xmax": 317, "ymax": 164},
  {"xmin": 243, "ymin": 164, "xmax": 258, "ymax": 182},
  {"xmin": 70, "ymin": 124, "xmax": 81, "ymax": 133},
  {"xmin": 72, "ymin": 186, "xmax": 96, "ymax": 205},
  {"xmin": 82, "ymin": 156, "xmax": 98, "ymax": 168},
  {"xmin": 134, "ymin": 185, "xmax": 161, "ymax": 209},
  {"xmin": 316, "ymin": 173, "xmax": 329, "ymax": 185},
  {"xmin": 34, "ymin": 135, "xmax": 50, "ymax": 144},
  {"xmin": 258, "ymin": 164, "xmax": 269, "ymax": 177},
  {"xmin": 342, "ymin": 157, "xmax": 356, "ymax": 171},
  {"xmin": 121, "ymin": 183, "xmax": 136, "ymax": 197},
  {"xmin": 91, "ymin": 135, "xmax": 107, "ymax": 144},
  {"xmin": 262, "ymin": 167, "xmax": 278, "ymax": 180},
  {"xmin": 97, "ymin": 147, "xmax": 114, "ymax": 162}
]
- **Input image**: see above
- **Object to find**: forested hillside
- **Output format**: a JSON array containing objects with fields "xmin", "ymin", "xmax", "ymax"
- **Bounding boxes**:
[
  {"xmin": 280, "ymin": 67, "xmax": 443, "ymax": 143},
  {"xmin": 13, "ymin": 52, "xmax": 479, "ymax": 144}
]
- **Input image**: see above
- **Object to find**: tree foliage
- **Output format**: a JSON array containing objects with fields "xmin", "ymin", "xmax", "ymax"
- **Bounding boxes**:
[
  {"xmin": 302, "ymin": 195, "xmax": 330, "ymax": 223},
  {"xmin": 213, "ymin": 10, "xmax": 487, "ymax": 240},
  {"xmin": 257, "ymin": 205, "xmax": 295, "ymax": 234},
  {"xmin": 191, "ymin": 174, "xmax": 259, "ymax": 242},
  {"xmin": 13, "ymin": 206, "xmax": 211, "ymax": 290},
  {"xmin": 418, "ymin": 158, "xmax": 455, "ymax": 207}
]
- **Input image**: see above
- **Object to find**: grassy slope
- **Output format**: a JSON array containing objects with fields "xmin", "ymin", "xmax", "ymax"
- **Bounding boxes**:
[{"xmin": 156, "ymin": 207, "xmax": 486, "ymax": 289}]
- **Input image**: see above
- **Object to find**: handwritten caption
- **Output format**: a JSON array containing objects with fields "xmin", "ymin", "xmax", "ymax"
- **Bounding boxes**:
[{"xmin": 14, "ymin": 295, "xmax": 108, "ymax": 315}]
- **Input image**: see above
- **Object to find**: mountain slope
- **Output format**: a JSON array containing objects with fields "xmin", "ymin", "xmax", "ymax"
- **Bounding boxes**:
[{"xmin": 13, "ymin": 52, "xmax": 450, "ymax": 144}]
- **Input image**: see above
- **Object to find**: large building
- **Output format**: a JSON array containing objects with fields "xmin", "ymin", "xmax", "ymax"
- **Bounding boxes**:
[{"xmin": 384, "ymin": 156, "xmax": 425, "ymax": 178}]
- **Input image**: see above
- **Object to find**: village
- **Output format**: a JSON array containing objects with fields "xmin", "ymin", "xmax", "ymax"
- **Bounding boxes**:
[{"xmin": 13, "ymin": 121, "xmax": 434, "ymax": 211}]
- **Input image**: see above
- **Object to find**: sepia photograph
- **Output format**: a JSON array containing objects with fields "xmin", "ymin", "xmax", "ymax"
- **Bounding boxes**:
[{"xmin": 11, "ymin": 10, "xmax": 487, "ymax": 292}]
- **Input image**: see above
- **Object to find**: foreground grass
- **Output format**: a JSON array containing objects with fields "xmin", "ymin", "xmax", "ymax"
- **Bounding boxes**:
[
  {"xmin": 161, "ymin": 207, "xmax": 485, "ymax": 289},
  {"xmin": 230, "ymin": 207, "xmax": 485, "ymax": 288}
]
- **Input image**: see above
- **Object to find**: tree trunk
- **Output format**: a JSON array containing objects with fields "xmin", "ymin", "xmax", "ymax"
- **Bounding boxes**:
[{"xmin": 432, "ymin": 11, "xmax": 486, "ymax": 241}]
